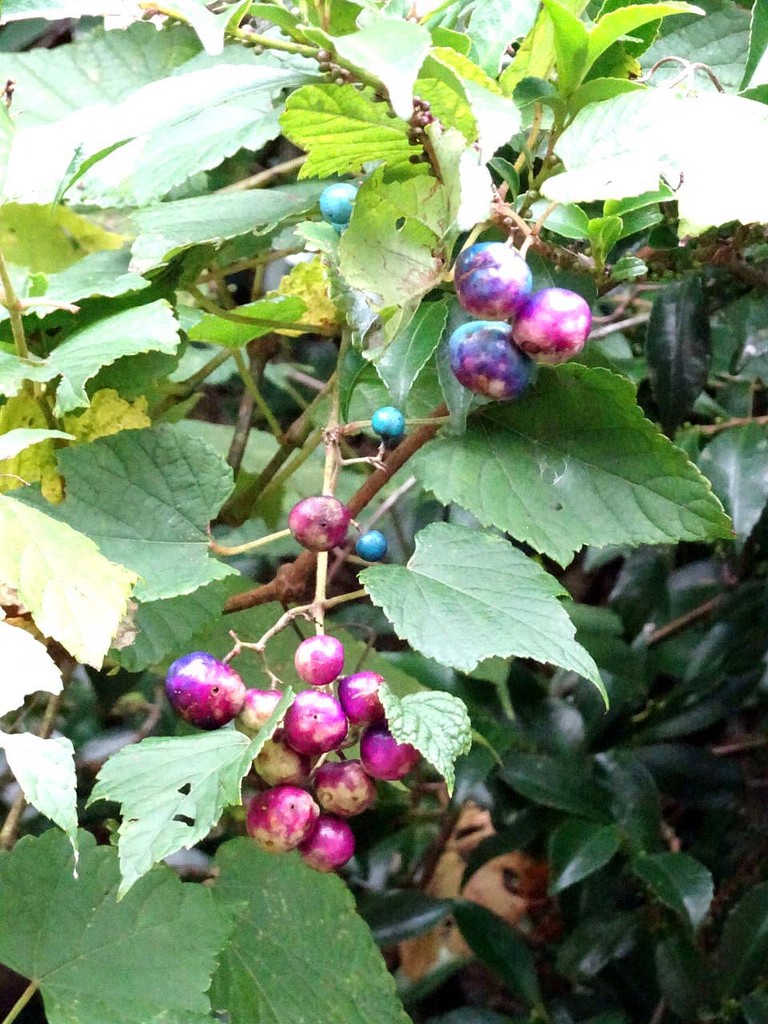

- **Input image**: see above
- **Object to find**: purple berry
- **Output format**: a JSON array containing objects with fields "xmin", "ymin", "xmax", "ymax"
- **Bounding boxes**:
[
  {"xmin": 288, "ymin": 495, "xmax": 351, "ymax": 552},
  {"xmin": 246, "ymin": 785, "xmax": 319, "ymax": 853},
  {"xmin": 237, "ymin": 688, "xmax": 283, "ymax": 736},
  {"xmin": 298, "ymin": 814, "xmax": 356, "ymax": 872},
  {"xmin": 294, "ymin": 634, "xmax": 345, "ymax": 687},
  {"xmin": 448, "ymin": 320, "xmax": 536, "ymax": 401},
  {"xmin": 512, "ymin": 287, "xmax": 592, "ymax": 364},
  {"xmin": 360, "ymin": 723, "xmax": 420, "ymax": 781},
  {"xmin": 165, "ymin": 652, "xmax": 245, "ymax": 730},
  {"xmin": 453, "ymin": 242, "xmax": 533, "ymax": 319},
  {"xmin": 284, "ymin": 690, "xmax": 349, "ymax": 755},
  {"xmin": 314, "ymin": 759, "xmax": 377, "ymax": 817},
  {"xmin": 254, "ymin": 730, "xmax": 313, "ymax": 786},
  {"xmin": 338, "ymin": 672, "xmax": 385, "ymax": 726}
]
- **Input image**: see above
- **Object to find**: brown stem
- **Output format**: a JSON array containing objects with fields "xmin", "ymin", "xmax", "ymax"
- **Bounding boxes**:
[
  {"xmin": 645, "ymin": 596, "xmax": 722, "ymax": 647},
  {"xmin": 696, "ymin": 413, "xmax": 768, "ymax": 436},
  {"xmin": 218, "ymin": 156, "xmax": 307, "ymax": 194}
]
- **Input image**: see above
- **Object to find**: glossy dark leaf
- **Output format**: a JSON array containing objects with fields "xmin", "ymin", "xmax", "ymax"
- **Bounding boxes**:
[
  {"xmin": 358, "ymin": 890, "xmax": 453, "ymax": 946},
  {"xmin": 556, "ymin": 912, "xmax": 641, "ymax": 980},
  {"xmin": 453, "ymin": 901, "xmax": 542, "ymax": 1008},
  {"xmin": 501, "ymin": 752, "xmax": 612, "ymax": 822},
  {"xmin": 632, "ymin": 853, "xmax": 713, "ymax": 933},
  {"xmin": 549, "ymin": 818, "xmax": 622, "ymax": 893},
  {"xmin": 699, "ymin": 424, "xmax": 768, "ymax": 542},
  {"xmin": 597, "ymin": 751, "xmax": 663, "ymax": 854},
  {"xmin": 655, "ymin": 929, "xmax": 709, "ymax": 1020},
  {"xmin": 720, "ymin": 881, "xmax": 768, "ymax": 997}
]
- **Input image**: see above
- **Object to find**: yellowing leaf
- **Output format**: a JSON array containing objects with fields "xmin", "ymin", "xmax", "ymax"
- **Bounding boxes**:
[
  {"xmin": 64, "ymin": 389, "xmax": 151, "ymax": 442},
  {"xmin": 0, "ymin": 394, "xmax": 64, "ymax": 502},
  {"xmin": 0, "ymin": 203, "xmax": 124, "ymax": 273},
  {"xmin": 276, "ymin": 258, "xmax": 341, "ymax": 335}
]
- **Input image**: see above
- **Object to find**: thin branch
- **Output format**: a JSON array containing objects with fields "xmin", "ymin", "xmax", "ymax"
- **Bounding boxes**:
[
  {"xmin": 644, "ymin": 596, "xmax": 722, "ymax": 647},
  {"xmin": 695, "ymin": 413, "xmax": 768, "ymax": 436},
  {"xmin": 0, "ymin": 248, "xmax": 29, "ymax": 359},
  {"xmin": 218, "ymin": 156, "xmax": 307, "ymax": 194}
]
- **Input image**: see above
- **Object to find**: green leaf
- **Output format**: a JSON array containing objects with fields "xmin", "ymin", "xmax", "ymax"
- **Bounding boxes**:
[
  {"xmin": 557, "ymin": 912, "xmax": 640, "ymax": 980},
  {"xmin": 89, "ymin": 691, "xmax": 292, "ymax": 896},
  {"xmin": 646, "ymin": 276, "xmax": 711, "ymax": 434},
  {"xmin": 549, "ymin": 818, "xmax": 622, "ymax": 892},
  {"xmin": 0, "ymin": 619, "xmax": 62, "ymax": 716},
  {"xmin": 361, "ymin": 522, "xmax": 603, "ymax": 688},
  {"xmin": 188, "ymin": 296, "xmax": 308, "ymax": 347},
  {"xmin": 465, "ymin": 0, "xmax": 539, "ymax": 75},
  {"xmin": 529, "ymin": 198, "xmax": 589, "ymax": 239},
  {"xmin": 155, "ymin": 0, "xmax": 227, "ymax": 54},
  {"xmin": 282, "ymin": 84, "xmax": 415, "ymax": 179},
  {"xmin": 587, "ymin": 3, "xmax": 702, "ymax": 73},
  {"xmin": 375, "ymin": 298, "xmax": 449, "ymax": 406},
  {"xmin": 587, "ymin": 214, "xmax": 623, "ymax": 265},
  {"xmin": 411, "ymin": 364, "xmax": 732, "ymax": 566},
  {"xmin": 0, "ymin": 829, "xmax": 231, "ymax": 1023},
  {"xmin": 720, "ymin": 881, "xmax": 768, "ymax": 996},
  {"xmin": 359, "ymin": 890, "xmax": 454, "ymax": 945},
  {"xmin": 210, "ymin": 838, "xmax": 411, "ymax": 1024},
  {"xmin": 699, "ymin": 425, "xmax": 768, "ymax": 543},
  {"xmin": 655, "ymin": 930, "xmax": 708, "ymax": 1021},
  {"xmin": 0, "ymin": 732, "xmax": 77, "ymax": 855},
  {"xmin": 0, "ymin": 427, "xmax": 74, "ymax": 460},
  {"xmin": 0, "ymin": 105, "xmax": 14, "ymax": 198},
  {"xmin": 0, "ymin": 493, "xmax": 137, "ymax": 667},
  {"xmin": 567, "ymin": 76, "xmax": 644, "ymax": 116},
  {"xmin": 742, "ymin": 991, "xmax": 768, "ymax": 1024},
  {"xmin": 453, "ymin": 901, "xmax": 542, "ymax": 1007},
  {"xmin": 541, "ymin": 0, "xmax": 589, "ymax": 94},
  {"xmin": 17, "ymin": 424, "xmax": 235, "ymax": 603},
  {"xmin": 597, "ymin": 751, "xmax": 663, "ymax": 854},
  {"xmin": 48, "ymin": 299, "xmax": 180, "ymax": 413},
  {"xmin": 501, "ymin": 752, "xmax": 612, "ymax": 820},
  {"xmin": 379, "ymin": 684, "xmax": 472, "ymax": 795},
  {"xmin": 742, "ymin": 0, "xmax": 768, "ymax": 89},
  {"xmin": 632, "ymin": 852, "xmax": 714, "ymax": 932}
]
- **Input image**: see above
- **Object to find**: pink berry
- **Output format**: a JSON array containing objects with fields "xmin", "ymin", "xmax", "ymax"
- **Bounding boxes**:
[
  {"xmin": 288, "ymin": 495, "xmax": 351, "ymax": 552},
  {"xmin": 512, "ymin": 287, "xmax": 592, "ymax": 364},
  {"xmin": 254, "ymin": 730, "xmax": 313, "ymax": 786},
  {"xmin": 294, "ymin": 634, "xmax": 345, "ymax": 687},
  {"xmin": 284, "ymin": 690, "xmax": 348, "ymax": 755},
  {"xmin": 314, "ymin": 760, "xmax": 377, "ymax": 817},
  {"xmin": 298, "ymin": 814, "xmax": 355, "ymax": 872},
  {"xmin": 337, "ymin": 672, "xmax": 385, "ymax": 726},
  {"xmin": 165, "ymin": 652, "xmax": 245, "ymax": 730},
  {"xmin": 360, "ymin": 723, "xmax": 420, "ymax": 781},
  {"xmin": 237, "ymin": 688, "xmax": 283, "ymax": 736},
  {"xmin": 246, "ymin": 785, "xmax": 319, "ymax": 853}
]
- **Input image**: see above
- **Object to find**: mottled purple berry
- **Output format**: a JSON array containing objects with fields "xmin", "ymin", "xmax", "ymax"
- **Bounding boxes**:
[
  {"xmin": 237, "ymin": 688, "xmax": 283, "ymax": 736},
  {"xmin": 294, "ymin": 634, "xmax": 345, "ymax": 687},
  {"xmin": 288, "ymin": 495, "xmax": 351, "ymax": 552},
  {"xmin": 254, "ymin": 730, "xmax": 313, "ymax": 786},
  {"xmin": 165, "ymin": 652, "xmax": 245, "ymax": 730},
  {"xmin": 338, "ymin": 672, "xmax": 385, "ymax": 726},
  {"xmin": 454, "ymin": 242, "xmax": 533, "ymax": 320},
  {"xmin": 314, "ymin": 759, "xmax": 377, "ymax": 817},
  {"xmin": 512, "ymin": 287, "xmax": 592, "ymax": 364},
  {"xmin": 449, "ymin": 320, "xmax": 535, "ymax": 401},
  {"xmin": 246, "ymin": 785, "xmax": 319, "ymax": 853},
  {"xmin": 360, "ymin": 723, "xmax": 420, "ymax": 781},
  {"xmin": 284, "ymin": 689, "xmax": 349, "ymax": 755},
  {"xmin": 299, "ymin": 814, "xmax": 356, "ymax": 872}
]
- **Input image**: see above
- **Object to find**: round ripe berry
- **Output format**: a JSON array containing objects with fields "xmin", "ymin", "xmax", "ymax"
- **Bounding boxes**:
[
  {"xmin": 288, "ymin": 495, "xmax": 351, "ymax": 552},
  {"xmin": 355, "ymin": 530, "xmax": 388, "ymax": 562},
  {"xmin": 319, "ymin": 182, "xmax": 358, "ymax": 225},
  {"xmin": 284, "ymin": 690, "xmax": 349, "ymax": 755},
  {"xmin": 246, "ymin": 786, "xmax": 319, "ymax": 853},
  {"xmin": 165, "ymin": 652, "xmax": 245, "ymax": 730},
  {"xmin": 314, "ymin": 760, "xmax": 377, "ymax": 817},
  {"xmin": 454, "ymin": 242, "xmax": 533, "ymax": 320},
  {"xmin": 254, "ymin": 730, "xmax": 313, "ymax": 787},
  {"xmin": 370, "ymin": 406, "xmax": 406, "ymax": 442},
  {"xmin": 448, "ymin": 320, "xmax": 535, "ymax": 401},
  {"xmin": 236, "ymin": 688, "xmax": 283, "ymax": 737},
  {"xmin": 360, "ymin": 723, "xmax": 420, "ymax": 781},
  {"xmin": 294, "ymin": 634, "xmax": 345, "ymax": 687},
  {"xmin": 512, "ymin": 287, "xmax": 592, "ymax": 364},
  {"xmin": 299, "ymin": 814, "xmax": 355, "ymax": 872},
  {"xmin": 338, "ymin": 671, "xmax": 385, "ymax": 726}
]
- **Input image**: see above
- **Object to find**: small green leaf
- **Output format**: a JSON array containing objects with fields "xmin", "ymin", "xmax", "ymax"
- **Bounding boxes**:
[
  {"xmin": 549, "ymin": 818, "xmax": 622, "ymax": 892},
  {"xmin": 453, "ymin": 901, "xmax": 542, "ymax": 1008},
  {"xmin": 375, "ymin": 298, "xmax": 449, "ymax": 406},
  {"xmin": 611, "ymin": 254, "xmax": 648, "ymax": 281},
  {"xmin": 465, "ymin": 0, "xmax": 539, "ymax": 75},
  {"xmin": 587, "ymin": 3, "xmax": 702, "ymax": 73},
  {"xmin": 720, "ymin": 881, "xmax": 768, "ymax": 996},
  {"xmin": 587, "ymin": 214, "xmax": 623, "ymax": 266},
  {"xmin": 0, "ymin": 427, "xmax": 74, "ymax": 461},
  {"xmin": 699, "ymin": 424, "xmax": 768, "ymax": 542},
  {"xmin": 632, "ymin": 852, "xmax": 714, "ymax": 932},
  {"xmin": 0, "ymin": 731, "xmax": 77, "ymax": 855},
  {"xmin": 655, "ymin": 930, "xmax": 709, "ymax": 1021},
  {"xmin": 742, "ymin": 0, "xmax": 768, "ymax": 89},
  {"xmin": 379, "ymin": 684, "xmax": 471, "ymax": 795},
  {"xmin": 0, "ymin": 620, "xmax": 62, "ymax": 716},
  {"xmin": 188, "ymin": 296, "xmax": 307, "ymax": 348},
  {"xmin": 541, "ymin": 0, "xmax": 590, "ymax": 94}
]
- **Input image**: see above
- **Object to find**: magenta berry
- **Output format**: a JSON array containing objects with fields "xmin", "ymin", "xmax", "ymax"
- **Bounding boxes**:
[
  {"xmin": 294, "ymin": 634, "xmax": 345, "ymax": 687},
  {"xmin": 360, "ymin": 723, "xmax": 420, "ymax": 781},
  {"xmin": 338, "ymin": 671, "xmax": 385, "ymax": 726},
  {"xmin": 246, "ymin": 785, "xmax": 319, "ymax": 853},
  {"xmin": 314, "ymin": 760, "xmax": 377, "ymax": 817},
  {"xmin": 453, "ymin": 242, "xmax": 533, "ymax": 319},
  {"xmin": 284, "ymin": 689, "xmax": 349, "ymax": 755},
  {"xmin": 512, "ymin": 287, "xmax": 592, "ymax": 364},
  {"xmin": 299, "ymin": 814, "xmax": 356, "ymax": 872},
  {"xmin": 165, "ymin": 652, "xmax": 245, "ymax": 730},
  {"xmin": 288, "ymin": 495, "xmax": 351, "ymax": 552},
  {"xmin": 448, "ymin": 320, "xmax": 535, "ymax": 401},
  {"xmin": 254, "ymin": 731, "xmax": 313, "ymax": 786},
  {"xmin": 237, "ymin": 688, "xmax": 283, "ymax": 736}
]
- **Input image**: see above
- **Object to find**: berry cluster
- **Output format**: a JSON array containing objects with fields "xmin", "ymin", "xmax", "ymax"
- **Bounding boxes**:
[
  {"xmin": 448, "ymin": 242, "xmax": 592, "ymax": 400},
  {"xmin": 165, "ymin": 639, "xmax": 419, "ymax": 872}
]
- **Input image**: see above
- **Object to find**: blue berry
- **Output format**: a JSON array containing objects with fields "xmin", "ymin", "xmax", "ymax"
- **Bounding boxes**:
[
  {"xmin": 356, "ymin": 530, "xmax": 388, "ymax": 561},
  {"xmin": 449, "ymin": 320, "xmax": 535, "ymax": 401},
  {"xmin": 371, "ymin": 406, "xmax": 405, "ymax": 441},
  {"xmin": 319, "ymin": 182, "xmax": 358, "ymax": 225}
]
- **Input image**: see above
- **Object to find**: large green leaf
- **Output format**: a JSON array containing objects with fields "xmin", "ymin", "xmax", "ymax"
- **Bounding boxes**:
[
  {"xmin": 453, "ymin": 902, "xmax": 542, "ymax": 1008},
  {"xmin": 16, "ymin": 424, "xmax": 235, "ymax": 602},
  {"xmin": 0, "ymin": 732, "xmax": 77, "ymax": 854},
  {"xmin": 0, "ymin": 494, "xmax": 137, "ymax": 666},
  {"xmin": 0, "ymin": 619, "xmax": 62, "ymax": 716},
  {"xmin": 188, "ymin": 295, "xmax": 307, "ymax": 347},
  {"xmin": 720, "ymin": 881, "xmax": 768, "ymax": 996},
  {"xmin": 412, "ymin": 364, "xmax": 731, "ymax": 566},
  {"xmin": 89, "ymin": 692, "xmax": 291, "ymax": 896},
  {"xmin": 361, "ymin": 522, "xmax": 603, "ymax": 690},
  {"xmin": 742, "ymin": 0, "xmax": 768, "ymax": 89},
  {"xmin": 632, "ymin": 852, "xmax": 713, "ymax": 933},
  {"xmin": 210, "ymin": 838, "xmax": 412, "ymax": 1024},
  {"xmin": 375, "ymin": 298, "xmax": 449, "ymax": 405},
  {"xmin": 500, "ymin": 752, "xmax": 612, "ymax": 820},
  {"xmin": 549, "ymin": 818, "xmax": 622, "ymax": 892},
  {"xmin": 0, "ymin": 829, "xmax": 232, "ymax": 1024},
  {"xmin": 699, "ymin": 425, "xmax": 768, "ymax": 543}
]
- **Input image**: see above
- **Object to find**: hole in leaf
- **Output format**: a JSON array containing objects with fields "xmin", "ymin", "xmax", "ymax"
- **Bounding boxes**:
[
  {"xmin": 177, "ymin": 782, "xmax": 192, "ymax": 796},
  {"xmin": 395, "ymin": 217, "xmax": 405, "ymax": 229},
  {"xmin": 551, "ymin": 502, "xmax": 563, "ymax": 511},
  {"xmin": 173, "ymin": 813, "xmax": 195, "ymax": 827}
]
